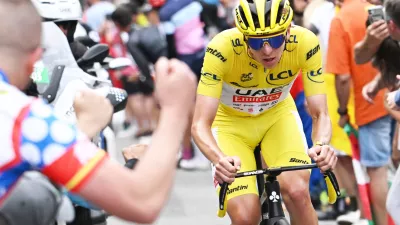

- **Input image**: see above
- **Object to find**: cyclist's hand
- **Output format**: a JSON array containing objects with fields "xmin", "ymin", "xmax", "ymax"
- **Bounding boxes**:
[
  {"xmin": 366, "ymin": 20, "xmax": 389, "ymax": 47},
  {"xmin": 154, "ymin": 57, "xmax": 197, "ymax": 113},
  {"xmin": 214, "ymin": 156, "xmax": 241, "ymax": 184},
  {"xmin": 308, "ymin": 145, "xmax": 337, "ymax": 172}
]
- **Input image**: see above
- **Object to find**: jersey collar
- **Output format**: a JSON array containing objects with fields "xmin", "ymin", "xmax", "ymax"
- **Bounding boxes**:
[{"xmin": 0, "ymin": 70, "xmax": 9, "ymax": 84}]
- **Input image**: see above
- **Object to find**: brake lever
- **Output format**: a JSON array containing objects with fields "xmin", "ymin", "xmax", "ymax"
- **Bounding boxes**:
[
  {"xmin": 324, "ymin": 170, "xmax": 341, "ymax": 197},
  {"xmin": 219, "ymin": 182, "xmax": 229, "ymax": 211}
]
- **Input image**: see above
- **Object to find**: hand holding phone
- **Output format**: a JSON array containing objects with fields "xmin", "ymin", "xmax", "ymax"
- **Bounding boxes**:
[{"xmin": 368, "ymin": 5, "xmax": 385, "ymax": 24}]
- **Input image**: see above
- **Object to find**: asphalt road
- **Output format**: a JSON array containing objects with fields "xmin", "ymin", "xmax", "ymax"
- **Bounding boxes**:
[{"xmin": 107, "ymin": 126, "xmax": 336, "ymax": 225}]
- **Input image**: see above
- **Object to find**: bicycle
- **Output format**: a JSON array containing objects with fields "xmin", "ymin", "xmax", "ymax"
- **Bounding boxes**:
[{"xmin": 218, "ymin": 146, "xmax": 341, "ymax": 225}]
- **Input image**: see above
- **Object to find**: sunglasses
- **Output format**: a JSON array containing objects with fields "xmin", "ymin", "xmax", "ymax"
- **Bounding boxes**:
[{"xmin": 247, "ymin": 33, "xmax": 286, "ymax": 50}]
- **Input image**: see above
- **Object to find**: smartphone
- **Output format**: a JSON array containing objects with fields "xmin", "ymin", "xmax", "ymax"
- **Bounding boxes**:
[{"xmin": 368, "ymin": 5, "xmax": 385, "ymax": 23}]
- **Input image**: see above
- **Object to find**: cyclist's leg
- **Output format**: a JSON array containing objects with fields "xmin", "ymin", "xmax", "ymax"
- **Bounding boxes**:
[
  {"xmin": 260, "ymin": 109, "xmax": 317, "ymax": 225},
  {"xmin": 212, "ymin": 118, "xmax": 263, "ymax": 225}
]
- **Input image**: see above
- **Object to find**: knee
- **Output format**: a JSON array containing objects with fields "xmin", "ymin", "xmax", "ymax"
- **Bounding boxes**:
[
  {"xmin": 230, "ymin": 209, "xmax": 260, "ymax": 225},
  {"xmin": 281, "ymin": 176, "xmax": 309, "ymax": 204},
  {"xmin": 228, "ymin": 196, "xmax": 260, "ymax": 225}
]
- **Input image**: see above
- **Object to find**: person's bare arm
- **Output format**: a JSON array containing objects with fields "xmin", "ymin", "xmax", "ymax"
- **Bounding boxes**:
[
  {"xmin": 354, "ymin": 20, "xmax": 389, "ymax": 64},
  {"xmin": 334, "ymin": 74, "xmax": 351, "ymax": 127},
  {"xmin": 191, "ymin": 95, "xmax": 223, "ymax": 165},
  {"xmin": 335, "ymin": 75, "xmax": 351, "ymax": 113},
  {"xmin": 354, "ymin": 38, "xmax": 380, "ymax": 65},
  {"xmin": 79, "ymin": 108, "xmax": 188, "ymax": 223},
  {"xmin": 76, "ymin": 58, "xmax": 196, "ymax": 223},
  {"xmin": 306, "ymin": 94, "xmax": 332, "ymax": 145}
]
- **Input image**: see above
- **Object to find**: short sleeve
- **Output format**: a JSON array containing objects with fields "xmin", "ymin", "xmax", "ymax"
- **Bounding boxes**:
[
  {"xmin": 197, "ymin": 32, "xmax": 232, "ymax": 99},
  {"xmin": 16, "ymin": 99, "xmax": 107, "ymax": 192},
  {"xmin": 325, "ymin": 17, "xmax": 351, "ymax": 75},
  {"xmin": 298, "ymin": 28, "xmax": 326, "ymax": 97}
]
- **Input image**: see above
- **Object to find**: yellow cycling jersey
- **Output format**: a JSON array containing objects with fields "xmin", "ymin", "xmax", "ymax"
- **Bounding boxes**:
[{"xmin": 198, "ymin": 25, "xmax": 325, "ymax": 116}]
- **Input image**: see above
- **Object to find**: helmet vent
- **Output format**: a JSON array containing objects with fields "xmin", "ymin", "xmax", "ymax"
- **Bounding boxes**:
[
  {"xmin": 238, "ymin": 6, "xmax": 250, "ymax": 29},
  {"xmin": 276, "ymin": 1, "xmax": 285, "ymax": 23}
]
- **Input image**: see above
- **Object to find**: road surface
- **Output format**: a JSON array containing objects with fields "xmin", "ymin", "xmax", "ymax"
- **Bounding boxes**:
[{"xmin": 107, "ymin": 128, "xmax": 336, "ymax": 225}]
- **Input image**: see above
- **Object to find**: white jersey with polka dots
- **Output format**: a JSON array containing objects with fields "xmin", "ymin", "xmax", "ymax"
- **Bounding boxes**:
[{"xmin": 0, "ymin": 81, "xmax": 107, "ymax": 203}]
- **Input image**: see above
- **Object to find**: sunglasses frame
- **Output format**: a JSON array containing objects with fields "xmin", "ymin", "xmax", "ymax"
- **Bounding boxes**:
[{"xmin": 245, "ymin": 31, "xmax": 288, "ymax": 50}]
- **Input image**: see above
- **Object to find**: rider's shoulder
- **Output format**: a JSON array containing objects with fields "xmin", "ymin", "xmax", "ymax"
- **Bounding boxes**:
[{"xmin": 207, "ymin": 28, "xmax": 244, "ymax": 57}]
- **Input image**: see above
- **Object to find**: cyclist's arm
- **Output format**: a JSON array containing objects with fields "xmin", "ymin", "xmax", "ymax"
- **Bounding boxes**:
[
  {"xmin": 192, "ymin": 31, "xmax": 231, "ymax": 165},
  {"xmin": 192, "ymin": 95, "xmax": 223, "ymax": 164},
  {"xmin": 300, "ymin": 29, "xmax": 332, "ymax": 144},
  {"xmin": 306, "ymin": 95, "xmax": 332, "ymax": 144},
  {"xmin": 19, "ymin": 100, "xmax": 188, "ymax": 223}
]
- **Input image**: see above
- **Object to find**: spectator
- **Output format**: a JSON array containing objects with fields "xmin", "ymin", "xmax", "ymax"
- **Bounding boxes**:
[
  {"xmin": 108, "ymin": 5, "xmax": 156, "ymax": 137},
  {"xmin": 366, "ymin": 0, "xmax": 400, "ymax": 222},
  {"xmin": 308, "ymin": 0, "xmax": 360, "ymax": 222},
  {"xmin": 219, "ymin": 0, "xmax": 239, "ymax": 27},
  {"xmin": 198, "ymin": 0, "xmax": 230, "ymax": 38},
  {"xmin": 289, "ymin": 0, "xmax": 310, "ymax": 26},
  {"xmin": 326, "ymin": 0, "xmax": 391, "ymax": 224},
  {"xmin": 130, "ymin": 3, "xmax": 168, "ymax": 65},
  {"xmin": 153, "ymin": 0, "xmax": 210, "ymax": 170},
  {"xmin": 303, "ymin": 0, "xmax": 324, "ymax": 29},
  {"xmin": 84, "ymin": 0, "xmax": 116, "ymax": 31},
  {"xmin": 156, "ymin": 0, "xmax": 206, "ymax": 76}
]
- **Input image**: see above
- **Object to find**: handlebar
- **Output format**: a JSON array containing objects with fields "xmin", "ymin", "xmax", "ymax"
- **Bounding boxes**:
[{"xmin": 217, "ymin": 163, "xmax": 341, "ymax": 217}]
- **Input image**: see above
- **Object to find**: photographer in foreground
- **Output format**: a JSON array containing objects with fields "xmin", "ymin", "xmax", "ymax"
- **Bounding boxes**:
[{"xmin": 0, "ymin": 1, "xmax": 197, "ymax": 224}]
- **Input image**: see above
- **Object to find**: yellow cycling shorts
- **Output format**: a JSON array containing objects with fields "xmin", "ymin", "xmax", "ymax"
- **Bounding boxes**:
[{"xmin": 211, "ymin": 96, "xmax": 311, "ymax": 201}]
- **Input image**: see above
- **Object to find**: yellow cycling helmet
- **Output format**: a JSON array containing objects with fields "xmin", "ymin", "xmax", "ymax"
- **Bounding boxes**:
[{"xmin": 234, "ymin": 0, "xmax": 293, "ymax": 36}]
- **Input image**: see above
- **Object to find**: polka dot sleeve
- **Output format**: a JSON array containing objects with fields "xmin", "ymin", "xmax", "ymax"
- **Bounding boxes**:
[{"xmin": 14, "ymin": 99, "xmax": 107, "ymax": 192}]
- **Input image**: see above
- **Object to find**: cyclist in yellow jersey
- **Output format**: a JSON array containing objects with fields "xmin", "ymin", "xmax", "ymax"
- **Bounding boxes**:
[{"xmin": 192, "ymin": 0, "xmax": 337, "ymax": 224}]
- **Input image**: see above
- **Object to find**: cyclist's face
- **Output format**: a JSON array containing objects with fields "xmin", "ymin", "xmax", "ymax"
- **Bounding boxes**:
[{"xmin": 247, "ymin": 29, "xmax": 289, "ymax": 69}]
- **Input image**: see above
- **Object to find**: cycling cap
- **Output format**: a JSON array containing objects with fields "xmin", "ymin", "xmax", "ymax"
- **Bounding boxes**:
[
  {"xmin": 148, "ymin": 0, "xmax": 166, "ymax": 8},
  {"xmin": 234, "ymin": 0, "xmax": 293, "ymax": 36},
  {"xmin": 32, "ymin": 0, "xmax": 82, "ymax": 22}
]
